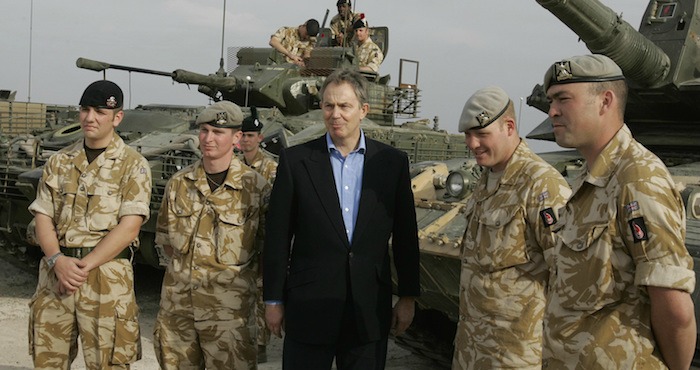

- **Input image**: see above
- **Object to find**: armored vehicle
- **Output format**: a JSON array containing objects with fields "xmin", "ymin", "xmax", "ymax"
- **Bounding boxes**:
[{"xmin": 392, "ymin": 0, "xmax": 700, "ymax": 367}]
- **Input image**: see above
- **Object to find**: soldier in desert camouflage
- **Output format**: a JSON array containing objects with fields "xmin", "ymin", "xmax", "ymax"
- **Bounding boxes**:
[
  {"xmin": 452, "ymin": 86, "xmax": 570, "ymax": 369},
  {"xmin": 542, "ymin": 54, "xmax": 696, "ymax": 369},
  {"xmin": 153, "ymin": 101, "xmax": 270, "ymax": 369},
  {"xmin": 237, "ymin": 106, "xmax": 277, "ymax": 363},
  {"xmin": 352, "ymin": 15, "xmax": 384, "ymax": 73},
  {"xmin": 28, "ymin": 80, "xmax": 152, "ymax": 368},
  {"xmin": 330, "ymin": 0, "xmax": 359, "ymax": 47},
  {"xmin": 269, "ymin": 19, "xmax": 320, "ymax": 67}
]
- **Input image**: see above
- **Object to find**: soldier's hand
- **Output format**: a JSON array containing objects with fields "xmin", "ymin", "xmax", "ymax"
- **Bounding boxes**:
[
  {"xmin": 265, "ymin": 303, "xmax": 285, "ymax": 338},
  {"xmin": 53, "ymin": 256, "xmax": 88, "ymax": 295},
  {"xmin": 391, "ymin": 296, "xmax": 416, "ymax": 337}
]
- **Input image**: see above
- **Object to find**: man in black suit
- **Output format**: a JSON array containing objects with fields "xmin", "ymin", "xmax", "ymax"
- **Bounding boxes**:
[{"xmin": 263, "ymin": 69, "xmax": 420, "ymax": 370}]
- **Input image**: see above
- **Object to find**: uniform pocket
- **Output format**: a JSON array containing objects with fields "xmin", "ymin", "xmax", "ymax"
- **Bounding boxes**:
[
  {"xmin": 111, "ymin": 310, "xmax": 142, "ymax": 364},
  {"xmin": 169, "ymin": 198, "xmax": 196, "ymax": 254},
  {"xmin": 476, "ymin": 205, "xmax": 529, "ymax": 271},
  {"xmin": 87, "ymin": 185, "xmax": 120, "ymax": 231},
  {"xmin": 215, "ymin": 211, "xmax": 254, "ymax": 266},
  {"xmin": 557, "ymin": 223, "xmax": 621, "ymax": 311}
]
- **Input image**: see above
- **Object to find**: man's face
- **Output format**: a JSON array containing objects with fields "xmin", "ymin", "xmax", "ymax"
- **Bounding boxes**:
[
  {"xmin": 355, "ymin": 27, "xmax": 369, "ymax": 42},
  {"xmin": 198, "ymin": 123, "xmax": 241, "ymax": 161},
  {"xmin": 546, "ymin": 82, "xmax": 601, "ymax": 149},
  {"xmin": 338, "ymin": 3, "xmax": 351, "ymax": 17},
  {"xmin": 299, "ymin": 25, "xmax": 309, "ymax": 41},
  {"xmin": 79, "ymin": 106, "xmax": 122, "ymax": 148},
  {"xmin": 240, "ymin": 131, "xmax": 263, "ymax": 153},
  {"xmin": 463, "ymin": 120, "xmax": 512, "ymax": 172},
  {"xmin": 322, "ymin": 82, "xmax": 368, "ymax": 143}
]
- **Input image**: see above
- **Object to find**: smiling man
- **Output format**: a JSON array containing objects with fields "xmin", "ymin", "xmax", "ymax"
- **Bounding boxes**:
[
  {"xmin": 264, "ymin": 69, "xmax": 419, "ymax": 370},
  {"xmin": 452, "ymin": 86, "xmax": 570, "ymax": 369}
]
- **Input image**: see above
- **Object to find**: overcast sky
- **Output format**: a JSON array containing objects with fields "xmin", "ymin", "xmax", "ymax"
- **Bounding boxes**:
[{"xmin": 2, "ymin": 0, "xmax": 645, "ymax": 153}]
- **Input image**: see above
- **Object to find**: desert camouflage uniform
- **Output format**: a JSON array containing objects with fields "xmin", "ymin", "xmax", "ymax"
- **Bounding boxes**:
[
  {"xmin": 453, "ymin": 141, "xmax": 570, "ymax": 370},
  {"xmin": 354, "ymin": 37, "xmax": 384, "ymax": 72},
  {"xmin": 330, "ymin": 12, "xmax": 359, "ymax": 46},
  {"xmin": 271, "ymin": 26, "xmax": 316, "ymax": 64},
  {"xmin": 543, "ymin": 125, "xmax": 695, "ymax": 369},
  {"xmin": 153, "ymin": 156, "xmax": 270, "ymax": 370},
  {"xmin": 28, "ymin": 132, "xmax": 151, "ymax": 369},
  {"xmin": 240, "ymin": 149, "xmax": 278, "ymax": 349}
]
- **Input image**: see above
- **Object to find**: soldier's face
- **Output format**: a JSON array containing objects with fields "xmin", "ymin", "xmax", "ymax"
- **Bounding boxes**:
[
  {"xmin": 338, "ymin": 4, "xmax": 351, "ymax": 17},
  {"xmin": 198, "ymin": 123, "xmax": 241, "ymax": 161},
  {"xmin": 355, "ymin": 27, "xmax": 369, "ymax": 42},
  {"xmin": 547, "ymin": 82, "xmax": 602, "ymax": 150},
  {"xmin": 463, "ymin": 120, "xmax": 513, "ymax": 172},
  {"xmin": 79, "ymin": 106, "xmax": 122, "ymax": 148},
  {"xmin": 240, "ymin": 132, "xmax": 263, "ymax": 153},
  {"xmin": 322, "ymin": 82, "xmax": 368, "ymax": 144}
]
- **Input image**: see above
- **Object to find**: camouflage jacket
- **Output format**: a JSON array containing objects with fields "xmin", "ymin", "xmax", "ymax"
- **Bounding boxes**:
[
  {"xmin": 544, "ymin": 125, "xmax": 695, "ymax": 369},
  {"xmin": 453, "ymin": 140, "xmax": 570, "ymax": 369},
  {"xmin": 155, "ymin": 156, "xmax": 270, "ymax": 321},
  {"xmin": 28, "ymin": 132, "xmax": 151, "ymax": 248},
  {"xmin": 354, "ymin": 37, "xmax": 384, "ymax": 72},
  {"xmin": 271, "ymin": 26, "xmax": 316, "ymax": 63},
  {"xmin": 330, "ymin": 12, "xmax": 359, "ymax": 45},
  {"xmin": 239, "ymin": 149, "xmax": 278, "ymax": 184}
]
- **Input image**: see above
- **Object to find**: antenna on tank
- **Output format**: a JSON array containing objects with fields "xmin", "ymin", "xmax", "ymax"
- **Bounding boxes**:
[
  {"xmin": 28, "ymin": 0, "xmax": 34, "ymax": 102},
  {"xmin": 216, "ymin": 0, "xmax": 227, "ymax": 77}
]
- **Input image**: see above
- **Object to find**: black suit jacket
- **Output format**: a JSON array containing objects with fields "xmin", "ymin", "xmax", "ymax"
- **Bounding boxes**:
[{"xmin": 263, "ymin": 135, "xmax": 420, "ymax": 344}]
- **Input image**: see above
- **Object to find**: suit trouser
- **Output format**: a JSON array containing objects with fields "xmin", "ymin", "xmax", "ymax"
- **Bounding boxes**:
[{"xmin": 282, "ymin": 291, "xmax": 388, "ymax": 370}]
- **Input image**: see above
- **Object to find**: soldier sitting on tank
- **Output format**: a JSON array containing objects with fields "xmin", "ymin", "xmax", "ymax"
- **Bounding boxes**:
[
  {"xmin": 330, "ymin": 0, "xmax": 360, "ymax": 47},
  {"xmin": 352, "ymin": 15, "xmax": 384, "ymax": 73},
  {"xmin": 269, "ymin": 19, "xmax": 320, "ymax": 67}
]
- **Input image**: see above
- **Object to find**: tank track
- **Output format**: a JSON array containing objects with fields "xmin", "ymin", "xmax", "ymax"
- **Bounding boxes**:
[{"xmin": 392, "ymin": 309, "xmax": 455, "ymax": 369}]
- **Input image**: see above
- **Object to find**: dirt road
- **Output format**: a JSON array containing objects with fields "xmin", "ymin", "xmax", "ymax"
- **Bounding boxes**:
[{"xmin": 0, "ymin": 256, "xmax": 436, "ymax": 369}]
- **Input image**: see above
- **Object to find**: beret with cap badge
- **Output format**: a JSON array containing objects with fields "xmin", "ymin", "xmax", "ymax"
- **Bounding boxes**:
[
  {"xmin": 196, "ymin": 101, "xmax": 244, "ymax": 129},
  {"xmin": 543, "ymin": 54, "xmax": 625, "ymax": 92},
  {"xmin": 353, "ymin": 13, "xmax": 368, "ymax": 30},
  {"xmin": 79, "ymin": 80, "xmax": 123, "ymax": 109},
  {"xmin": 242, "ymin": 106, "xmax": 263, "ymax": 132},
  {"xmin": 458, "ymin": 86, "xmax": 511, "ymax": 132}
]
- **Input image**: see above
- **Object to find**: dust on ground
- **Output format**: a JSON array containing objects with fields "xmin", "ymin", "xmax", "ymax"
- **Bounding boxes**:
[{"xmin": 0, "ymin": 256, "xmax": 437, "ymax": 369}]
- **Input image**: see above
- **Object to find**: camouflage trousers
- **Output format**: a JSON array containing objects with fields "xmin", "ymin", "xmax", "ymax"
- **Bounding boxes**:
[
  {"xmin": 29, "ymin": 258, "xmax": 141, "ymax": 369},
  {"xmin": 256, "ymin": 276, "xmax": 270, "ymax": 346},
  {"xmin": 154, "ymin": 310, "xmax": 258, "ymax": 369}
]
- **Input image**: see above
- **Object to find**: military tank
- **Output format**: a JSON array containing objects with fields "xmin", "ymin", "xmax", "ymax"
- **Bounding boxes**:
[{"xmin": 391, "ymin": 0, "xmax": 700, "ymax": 367}]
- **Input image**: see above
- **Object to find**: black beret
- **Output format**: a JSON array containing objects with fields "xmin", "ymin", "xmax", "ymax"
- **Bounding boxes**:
[
  {"xmin": 306, "ymin": 19, "xmax": 320, "ymax": 37},
  {"xmin": 337, "ymin": 0, "xmax": 351, "ymax": 6},
  {"xmin": 353, "ymin": 14, "xmax": 368, "ymax": 30},
  {"xmin": 79, "ymin": 80, "xmax": 123, "ymax": 109},
  {"xmin": 242, "ymin": 106, "xmax": 263, "ymax": 132}
]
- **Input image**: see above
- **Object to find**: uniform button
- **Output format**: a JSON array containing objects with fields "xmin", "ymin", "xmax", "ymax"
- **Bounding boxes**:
[
  {"xmin": 349, "ymin": 252, "xmax": 353, "ymax": 258},
  {"xmin": 176, "ymin": 210, "xmax": 182, "ymax": 215},
  {"xmin": 459, "ymin": 315, "xmax": 466, "ymax": 321},
  {"xmin": 193, "ymin": 266, "xmax": 199, "ymax": 270},
  {"xmin": 495, "ymin": 221, "xmax": 501, "ymax": 226},
  {"xmin": 69, "ymin": 237, "xmax": 74, "ymax": 242},
  {"xmin": 74, "ymin": 218, "xmax": 79, "ymax": 223},
  {"xmin": 462, "ymin": 257, "xmax": 468, "ymax": 264},
  {"xmin": 193, "ymin": 285, "xmax": 199, "ymax": 290},
  {"xmin": 108, "ymin": 191, "xmax": 113, "ymax": 195},
  {"xmin": 80, "ymin": 186, "xmax": 85, "ymax": 192},
  {"xmin": 81, "ymin": 173, "xmax": 86, "ymax": 178}
]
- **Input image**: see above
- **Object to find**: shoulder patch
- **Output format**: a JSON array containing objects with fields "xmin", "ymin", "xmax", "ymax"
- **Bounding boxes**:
[
  {"xmin": 625, "ymin": 200, "xmax": 640, "ymax": 213},
  {"xmin": 538, "ymin": 191, "xmax": 550, "ymax": 202},
  {"xmin": 540, "ymin": 207, "xmax": 557, "ymax": 227},
  {"xmin": 629, "ymin": 217, "xmax": 649, "ymax": 243}
]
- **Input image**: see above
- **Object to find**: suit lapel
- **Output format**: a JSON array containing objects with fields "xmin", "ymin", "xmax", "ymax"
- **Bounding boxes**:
[
  {"xmin": 304, "ymin": 137, "xmax": 351, "ymax": 247},
  {"xmin": 352, "ymin": 139, "xmax": 383, "ymax": 247}
]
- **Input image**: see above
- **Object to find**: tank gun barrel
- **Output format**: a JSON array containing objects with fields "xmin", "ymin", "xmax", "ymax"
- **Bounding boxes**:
[
  {"xmin": 537, "ymin": 0, "xmax": 670, "ymax": 87},
  {"xmin": 171, "ymin": 69, "xmax": 241, "ymax": 90},
  {"xmin": 76, "ymin": 57, "xmax": 172, "ymax": 77}
]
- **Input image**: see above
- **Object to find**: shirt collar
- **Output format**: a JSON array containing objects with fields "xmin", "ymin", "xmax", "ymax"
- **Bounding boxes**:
[{"xmin": 325, "ymin": 130, "xmax": 366, "ymax": 155}]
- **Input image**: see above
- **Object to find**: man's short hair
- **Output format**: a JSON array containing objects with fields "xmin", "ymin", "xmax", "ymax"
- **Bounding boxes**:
[{"xmin": 321, "ymin": 69, "xmax": 369, "ymax": 105}]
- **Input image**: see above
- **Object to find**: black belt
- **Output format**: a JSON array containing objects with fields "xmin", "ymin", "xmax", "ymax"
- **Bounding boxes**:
[{"xmin": 60, "ymin": 246, "xmax": 132, "ymax": 260}]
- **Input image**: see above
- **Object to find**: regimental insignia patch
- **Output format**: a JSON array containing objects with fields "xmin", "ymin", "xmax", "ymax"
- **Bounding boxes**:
[
  {"xmin": 629, "ymin": 217, "xmax": 649, "ymax": 243},
  {"xmin": 625, "ymin": 200, "xmax": 640, "ymax": 213},
  {"xmin": 540, "ymin": 207, "xmax": 557, "ymax": 227},
  {"xmin": 538, "ymin": 191, "xmax": 550, "ymax": 202}
]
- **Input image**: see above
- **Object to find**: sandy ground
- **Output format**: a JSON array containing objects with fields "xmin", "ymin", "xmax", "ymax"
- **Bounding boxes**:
[{"xmin": 0, "ymin": 256, "xmax": 437, "ymax": 369}]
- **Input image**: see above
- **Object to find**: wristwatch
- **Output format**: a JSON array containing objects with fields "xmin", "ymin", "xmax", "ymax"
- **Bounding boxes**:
[{"xmin": 46, "ymin": 252, "xmax": 64, "ymax": 269}]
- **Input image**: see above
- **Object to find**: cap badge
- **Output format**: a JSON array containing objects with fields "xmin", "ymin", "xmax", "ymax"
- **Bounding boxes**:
[
  {"xmin": 554, "ymin": 61, "xmax": 573, "ymax": 82},
  {"xmin": 476, "ymin": 111, "xmax": 491, "ymax": 126},
  {"xmin": 254, "ymin": 119, "xmax": 260, "ymax": 127},
  {"xmin": 106, "ymin": 96, "xmax": 117, "ymax": 108},
  {"xmin": 216, "ymin": 112, "xmax": 228, "ymax": 125}
]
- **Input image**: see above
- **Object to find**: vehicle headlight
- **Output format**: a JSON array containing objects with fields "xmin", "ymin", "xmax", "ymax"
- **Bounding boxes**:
[{"xmin": 446, "ymin": 170, "xmax": 470, "ymax": 198}]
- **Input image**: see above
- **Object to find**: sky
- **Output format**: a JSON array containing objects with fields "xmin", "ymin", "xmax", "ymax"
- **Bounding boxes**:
[{"xmin": 1, "ymin": 0, "xmax": 646, "ymax": 153}]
